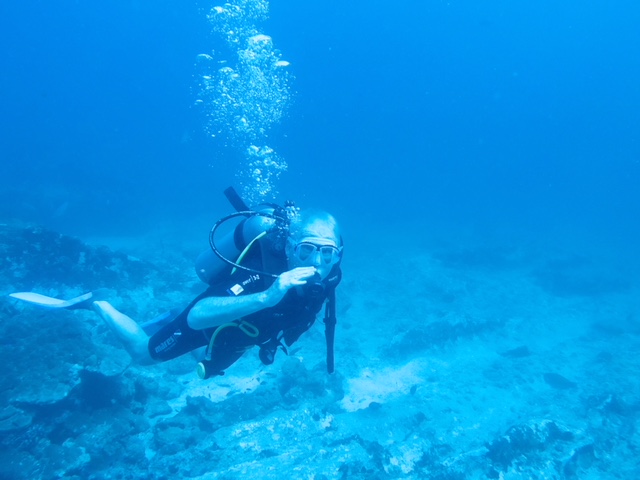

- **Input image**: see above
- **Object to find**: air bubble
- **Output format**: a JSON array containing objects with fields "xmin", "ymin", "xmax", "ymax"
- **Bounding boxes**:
[{"xmin": 199, "ymin": 1, "xmax": 293, "ymax": 203}]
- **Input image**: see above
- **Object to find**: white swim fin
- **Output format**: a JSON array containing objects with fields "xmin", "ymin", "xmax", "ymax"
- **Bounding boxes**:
[{"xmin": 9, "ymin": 289, "xmax": 109, "ymax": 310}]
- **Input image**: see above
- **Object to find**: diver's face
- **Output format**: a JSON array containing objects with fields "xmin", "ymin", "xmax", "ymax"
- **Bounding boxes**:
[{"xmin": 287, "ymin": 236, "xmax": 341, "ymax": 280}]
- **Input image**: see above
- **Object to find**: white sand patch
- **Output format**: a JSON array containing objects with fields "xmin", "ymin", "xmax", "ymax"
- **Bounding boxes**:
[
  {"xmin": 167, "ymin": 371, "xmax": 263, "ymax": 411},
  {"xmin": 341, "ymin": 359, "xmax": 426, "ymax": 412}
]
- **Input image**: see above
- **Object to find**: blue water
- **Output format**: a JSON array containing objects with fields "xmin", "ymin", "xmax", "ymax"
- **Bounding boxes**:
[
  {"xmin": 2, "ymin": 0, "xmax": 638, "ymax": 248},
  {"xmin": 2, "ymin": 2, "xmax": 640, "ymax": 478}
]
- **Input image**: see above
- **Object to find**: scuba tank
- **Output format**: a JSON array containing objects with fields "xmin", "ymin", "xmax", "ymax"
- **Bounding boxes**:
[
  {"xmin": 195, "ymin": 187, "xmax": 297, "ymax": 284},
  {"xmin": 195, "ymin": 205, "xmax": 277, "ymax": 284}
]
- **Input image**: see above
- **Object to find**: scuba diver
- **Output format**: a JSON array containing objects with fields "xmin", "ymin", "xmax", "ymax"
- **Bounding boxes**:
[{"xmin": 10, "ymin": 188, "xmax": 343, "ymax": 379}]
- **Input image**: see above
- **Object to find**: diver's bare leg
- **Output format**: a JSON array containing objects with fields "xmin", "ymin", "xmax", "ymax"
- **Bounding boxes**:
[{"xmin": 92, "ymin": 301, "xmax": 156, "ymax": 365}]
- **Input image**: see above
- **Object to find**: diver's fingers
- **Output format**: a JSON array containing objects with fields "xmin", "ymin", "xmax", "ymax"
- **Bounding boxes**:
[
  {"xmin": 289, "ymin": 266, "xmax": 317, "ymax": 279},
  {"xmin": 280, "ymin": 267, "xmax": 315, "ymax": 287}
]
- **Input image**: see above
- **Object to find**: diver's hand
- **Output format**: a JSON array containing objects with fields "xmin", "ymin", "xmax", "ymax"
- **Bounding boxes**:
[{"xmin": 263, "ymin": 267, "xmax": 317, "ymax": 307}]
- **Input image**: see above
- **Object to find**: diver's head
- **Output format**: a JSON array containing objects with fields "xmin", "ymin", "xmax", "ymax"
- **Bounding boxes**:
[{"xmin": 286, "ymin": 209, "xmax": 342, "ymax": 281}]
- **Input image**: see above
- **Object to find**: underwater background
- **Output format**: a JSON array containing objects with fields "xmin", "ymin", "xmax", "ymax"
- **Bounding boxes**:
[
  {"xmin": 1, "ymin": 1, "xmax": 640, "ymax": 479},
  {"xmin": 3, "ymin": 0, "xmax": 639, "ymax": 246}
]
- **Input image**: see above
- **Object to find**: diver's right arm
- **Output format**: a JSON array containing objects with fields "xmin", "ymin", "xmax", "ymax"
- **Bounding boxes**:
[{"xmin": 187, "ymin": 266, "xmax": 317, "ymax": 330}]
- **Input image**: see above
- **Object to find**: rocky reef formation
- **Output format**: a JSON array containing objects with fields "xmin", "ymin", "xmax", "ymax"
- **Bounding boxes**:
[{"xmin": 1, "ymin": 224, "xmax": 639, "ymax": 479}]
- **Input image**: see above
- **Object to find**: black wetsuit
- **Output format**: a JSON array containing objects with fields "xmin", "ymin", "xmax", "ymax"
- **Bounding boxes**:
[{"xmin": 147, "ymin": 248, "xmax": 341, "ymax": 376}]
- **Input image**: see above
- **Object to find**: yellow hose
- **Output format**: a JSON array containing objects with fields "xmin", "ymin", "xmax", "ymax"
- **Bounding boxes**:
[
  {"xmin": 231, "ymin": 230, "xmax": 267, "ymax": 275},
  {"xmin": 205, "ymin": 320, "xmax": 259, "ymax": 360}
]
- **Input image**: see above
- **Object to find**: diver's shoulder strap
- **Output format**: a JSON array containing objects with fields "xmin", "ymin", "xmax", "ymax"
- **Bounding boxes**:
[{"xmin": 324, "ymin": 287, "xmax": 337, "ymax": 374}]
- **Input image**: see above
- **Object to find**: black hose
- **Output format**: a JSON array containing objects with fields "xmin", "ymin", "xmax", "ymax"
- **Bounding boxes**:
[{"xmin": 209, "ymin": 210, "xmax": 285, "ymax": 279}]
